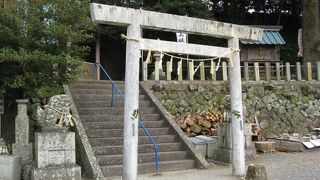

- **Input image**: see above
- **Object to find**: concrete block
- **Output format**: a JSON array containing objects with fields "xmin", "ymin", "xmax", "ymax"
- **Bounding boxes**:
[
  {"xmin": 35, "ymin": 132, "xmax": 76, "ymax": 168},
  {"xmin": 32, "ymin": 165, "xmax": 81, "ymax": 180},
  {"xmin": 196, "ymin": 135, "xmax": 217, "ymax": 158},
  {"xmin": 212, "ymin": 148, "xmax": 232, "ymax": 163},
  {"xmin": 0, "ymin": 155, "xmax": 21, "ymax": 180},
  {"xmin": 189, "ymin": 137, "xmax": 207, "ymax": 158}
]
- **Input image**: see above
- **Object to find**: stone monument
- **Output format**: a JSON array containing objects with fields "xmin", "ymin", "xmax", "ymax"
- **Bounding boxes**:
[
  {"xmin": 32, "ymin": 95, "xmax": 81, "ymax": 180},
  {"xmin": 12, "ymin": 99, "xmax": 33, "ymax": 180},
  {"xmin": 150, "ymin": 53, "xmax": 166, "ymax": 80},
  {"xmin": 0, "ymin": 138, "xmax": 22, "ymax": 180},
  {"xmin": 213, "ymin": 121, "xmax": 256, "ymax": 163}
]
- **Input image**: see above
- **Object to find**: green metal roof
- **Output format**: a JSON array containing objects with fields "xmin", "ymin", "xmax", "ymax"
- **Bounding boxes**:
[{"xmin": 241, "ymin": 30, "xmax": 286, "ymax": 45}]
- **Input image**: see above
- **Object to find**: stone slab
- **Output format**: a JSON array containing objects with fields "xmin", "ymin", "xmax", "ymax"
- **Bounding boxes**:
[
  {"xmin": 35, "ymin": 132, "xmax": 76, "ymax": 168},
  {"xmin": 274, "ymin": 139, "xmax": 307, "ymax": 152},
  {"xmin": 0, "ymin": 155, "xmax": 21, "ymax": 180},
  {"xmin": 32, "ymin": 165, "xmax": 81, "ymax": 180}
]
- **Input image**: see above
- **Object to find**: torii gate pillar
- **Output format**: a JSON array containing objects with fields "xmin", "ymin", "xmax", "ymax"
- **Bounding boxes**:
[
  {"xmin": 228, "ymin": 37, "xmax": 245, "ymax": 175},
  {"xmin": 123, "ymin": 23, "xmax": 141, "ymax": 180}
]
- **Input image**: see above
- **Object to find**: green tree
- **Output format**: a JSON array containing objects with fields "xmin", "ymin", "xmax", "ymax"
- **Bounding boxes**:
[{"xmin": 0, "ymin": 0, "xmax": 93, "ymax": 97}]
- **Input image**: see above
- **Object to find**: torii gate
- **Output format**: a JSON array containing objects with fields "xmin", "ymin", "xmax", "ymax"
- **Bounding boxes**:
[{"xmin": 90, "ymin": 3, "xmax": 263, "ymax": 179}]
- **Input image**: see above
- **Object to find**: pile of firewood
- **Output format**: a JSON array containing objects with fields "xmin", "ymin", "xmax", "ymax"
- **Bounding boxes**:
[{"xmin": 177, "ymin": 111, "xmax": 225, "ymax": 137}]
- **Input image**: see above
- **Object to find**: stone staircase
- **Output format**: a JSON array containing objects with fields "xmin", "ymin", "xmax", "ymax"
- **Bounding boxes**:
[{"xmin": 68, "ymin": 80, "xmax": 195, "ymax": 177}]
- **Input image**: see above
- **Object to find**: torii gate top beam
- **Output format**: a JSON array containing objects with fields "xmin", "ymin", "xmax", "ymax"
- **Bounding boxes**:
[{"xmin": 90, "ymin": 3, "xmax": 263, "ymax": 41}]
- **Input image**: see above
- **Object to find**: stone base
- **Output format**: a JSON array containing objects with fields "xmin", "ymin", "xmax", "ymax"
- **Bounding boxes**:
[
  {"xmin": 12, "ymin": 144, "xmax": 33, "ymax": 180},
  {"xmin": 213, "ymin": 148, "xmax": 232, "ymax": 163},
  {"xmin": 32, "ymin": 165, "xmax": 81, "ymax": 180},
  {"xmin": 150, "ymin": 70, "xmax": 166, "ymax": 80},
  {"xmin": 246, "ymin": 147, "xmax": 257, "ymax": 161},
  {"xmin": 0, "ymin": 155, "xmax": 21, "ymax": 180},
  {"xmin": 213, "ymin": 147, "xmax": 256, "ymax": 163}
]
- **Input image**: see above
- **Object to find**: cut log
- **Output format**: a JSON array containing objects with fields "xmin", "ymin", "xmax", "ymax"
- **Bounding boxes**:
[
  {"xmin": 190, "ymin": 124, "xmax": 201, "ymax": 133},
  {"xmin": 202, "ymin": 120, "xmax": 211, "ymax": 128}
]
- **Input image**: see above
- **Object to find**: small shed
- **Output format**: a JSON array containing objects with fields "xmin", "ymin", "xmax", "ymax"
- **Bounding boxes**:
[{"xmin": 240, "ymin": 26, "xmax": 286, "ymax": 62}]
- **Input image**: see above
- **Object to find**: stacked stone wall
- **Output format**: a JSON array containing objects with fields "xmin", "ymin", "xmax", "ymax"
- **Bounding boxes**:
[{"xmin": 152, "ymin": 81, "xmax": 320, "ymax": 138}]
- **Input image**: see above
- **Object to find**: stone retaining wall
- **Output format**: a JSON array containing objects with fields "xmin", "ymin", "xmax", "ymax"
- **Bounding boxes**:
[{"xmin": 151, "ymin": 81, "xmax": 320, "ymax": 138}]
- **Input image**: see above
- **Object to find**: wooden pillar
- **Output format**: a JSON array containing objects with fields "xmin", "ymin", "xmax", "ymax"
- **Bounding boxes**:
[
  {"xmin": 265, "ymin": 62, "xmax": 271, "ymax": 81},
  {"xmin": 296, "ymin": 62, "xmax": 302, "ymax": 81},
  {"xmin": 166, "ymin": 61, "xmax": 172, "ymax": 81},
  {"xmin": 307, "ymin": 62, "xmax": 312, "ymax": 81},
  {"xmin": 244, "ymin": 62, "xmax": 249, "ymax": 81},
  {"xmin": 276, "ymin": 62, "xmax": 281, "ymax": 81},
  {"xmin": 200, "ymin": 62, "xmax": 205, "ymax": 81},
  {"xmin": 211, "ymin": 62, "xmax": 216, "ymax": 81},
  {"xmin": 285, "ymin": 62, "xmax": 291, "ymax": 81},
  {"xmin": 178, "ymin": 61, "xmax": 183, "ymax": 81},
  {"xmin": 189, "ymin": 61, "xmax": 194, "ymax": 81},
  {"xmin": 222, "ymin": 61, "xmax": 228, "ymax": 81},
  {"xmin": 123, "ymin": 23, "xmax": 141, "ymax": 180},
  {"xmin": 95, "ymin": 33, "xmax": 101, "ymax": 80},
  {"xmin": 228, "ymin": 37, "xmax": 245, "ymax": 176},
  {"xmin": 142, "ymin": 62, "xmax": 148, "ymax": 81},
  {"xmin": 254, "ymin": 62, "xmax": 260, "ymax": 81}
]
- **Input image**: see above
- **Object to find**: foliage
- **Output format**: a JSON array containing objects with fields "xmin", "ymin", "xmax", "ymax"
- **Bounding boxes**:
[{"xmin": 0, "ymin": 0, "xmax": 93, "ymax": 97}]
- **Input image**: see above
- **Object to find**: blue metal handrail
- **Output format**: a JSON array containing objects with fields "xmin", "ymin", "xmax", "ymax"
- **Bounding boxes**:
[{"xmin": 96, "ymin": 63, "xmax": 159, "ymax": 175}]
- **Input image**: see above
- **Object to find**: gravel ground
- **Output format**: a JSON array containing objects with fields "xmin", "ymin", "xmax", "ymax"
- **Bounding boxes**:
[{"xmin": 247, "ymin": 150, "xmax": 320, "ymax": 180}]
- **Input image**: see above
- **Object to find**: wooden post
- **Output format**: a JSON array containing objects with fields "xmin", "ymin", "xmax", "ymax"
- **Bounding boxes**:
[
  {"xmin": 228, "ymin": 37, "xmax": 245, "ymax": 176},
  {"xmin": 166, "ymin": 61, "xmax": 172, "ymax": 81},
  {"xmin": 265, "ymin": 62, "xmax": 271, "ymax": 81},
  {"xmin": 200, "ymin": 62, "xmax": 205, "ymax": 80},
  {"xmin": 276, "ymin": 62, "xmax": 281, "ymax": 81},
  {"xmin": 123, "ymin": 23, "xmax": 141, "ymax": 180},
  {"xmin": 296, "ymin": 62, "xmax": 302, "ymax": 81},
  {"xmin": 211, "ymin": 62, "xmax": 216, "ymax": 81},
  {"xmin": 142, "ymin": 62, "xmax": 148, "ymax": 81},
  {"xmin": 307, "ymin": 62, "xmax": 312, "ymax": 81},
  {"xmin": 95, "ymin": 33, "xmax": 101, "ymax": 80},
  {"xmin": 222, "ymin": 61, "xmax": 228, "ymax": 81},
  {"xmin": 285, "ymin": 62, "xmax": 291, "ymax": 81},
  {"xmin": 244, "ymin": 62, "xmax": 249, "ymax": 81},
  {"xmin": 317, "ymin": 62, "xmax": 320, "ymax": 81},
  {"xmin": 178, "ymin": 61, "xmax": 183, "ymax": 81},
  {"xmin": 189, "ymin": 61, "xmax": 194, "ymax": 81},
  {"xmin": 254, "ymin": 62, "xmax": 260, "ymax": 81}
]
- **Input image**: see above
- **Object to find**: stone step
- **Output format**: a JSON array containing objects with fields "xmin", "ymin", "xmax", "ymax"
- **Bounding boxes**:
[
  {"xmin": 76, "ymin": 80, "xmax": 125, "ymax": 85},
  {"xmin": 72, "ymin": 94, "xmax": 147, "ymax": 101},
  {"xmin": 100, "ymin": 160, "xmax": 195, "ymax": 176},
  {"xmin": 97, "ymin": 151, "xmax": 188, "ymax": 166},
  {"xmin": 89, "ymin": 135, "xmax": 178, "ymax": 146},
  {"xmin": 80, "ymin": 114, "xmax": 162, "ymax": 122},
  {"xmin": 78, "ymin": 107, "xmax": 156, "ymax": 115},
  {"xmin": 93, "ymin": 143, "xmax": 183, "ymax": 155},
  {"xmin": 75, "ymin": 100, "xmax": 151, "ymax": 108},
  {"xmin": 70, "ymin": 88, "xmax": 142, "ymax": 95},
  {"xmin": 83, "ymin": 121, "xmax": 167, "ymax": 130},
  {"xmin": 86, "ymin": 128, "xmax": 173, "ymax": 138},
  {"xmin": 70, "ymin": 84, "xmax": 125, "ymax": 90}
]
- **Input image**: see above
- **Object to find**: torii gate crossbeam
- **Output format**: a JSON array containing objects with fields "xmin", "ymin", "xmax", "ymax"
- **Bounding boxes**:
[{"xmin": 90, "ymin": 3, "xmax": 263, "ymax": 179}]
